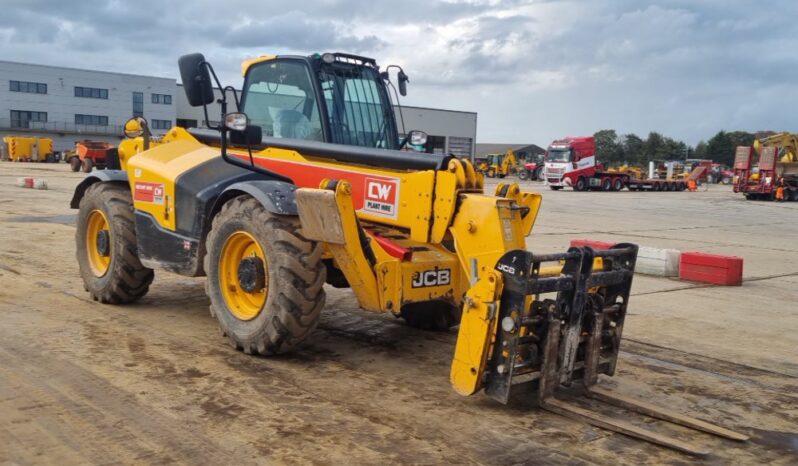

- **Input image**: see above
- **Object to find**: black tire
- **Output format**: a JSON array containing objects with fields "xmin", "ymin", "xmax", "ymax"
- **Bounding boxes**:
[
  {"xmin": 534, "ymin": 166, "xmax": 544, "ymax": 181},
  {"xmin": 205, "ymin": 196, "xmax": 326, "ymax": 355},
  {"xmin": 81, "ymin": 158, "xmax": 94, "ymax": 173},
  {"xmin": 652, "ymin": 182, "xmax": 661, "ymax": 192},
  {"xmin": 76, "ymin": 183, "xmax": 154, "ymax": 304},
  {"xmin": 45, "ymin": 154, "xmax": 56, "ymax": 163},
  {"xmin": 549, "ymin": 186, "xmax": 562, "ymax": 191},
  {"xmin": 613, "ymin": 178, "xmax": 624, "ymax": 191},
  {"xmin": 401, "ymin": 300, "xmax": 461, "ymax": 331},
  {"xmin": 601, "ymin": 178, "xmax": 612, "ymax": 191},
  {"xmin": 575, "ymin": 177, "xmax": 587, "ymax": 191},
  {"xmin": 70, "ymin": 157, "xmax": 81, "ymax": 172},
  {"xmin": 518, "ymin": 170, "xmax": 529, "ymax": 181},
  {"xmin": 487, "ymin": 169, "xmax": 496, "ymax": 178}
]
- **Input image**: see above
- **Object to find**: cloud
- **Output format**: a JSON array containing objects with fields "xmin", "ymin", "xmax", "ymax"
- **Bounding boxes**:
[{"xmin": 1, "ymin": 0, "xmax": 797, "ymax": 146}]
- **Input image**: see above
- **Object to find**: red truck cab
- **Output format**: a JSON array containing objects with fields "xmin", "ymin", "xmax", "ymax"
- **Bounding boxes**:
[{"xmin": 544, "ymin": 136, "xmax": 598, "ymax": 190}]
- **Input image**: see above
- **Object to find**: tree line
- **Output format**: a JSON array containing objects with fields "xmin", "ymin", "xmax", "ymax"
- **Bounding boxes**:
[{"xmin": 593, "ymin": 129, "xmax": 769, "ymax": 167}]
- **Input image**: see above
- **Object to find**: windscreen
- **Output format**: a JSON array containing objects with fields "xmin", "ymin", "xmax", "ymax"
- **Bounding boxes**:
[
  {"xmin": 242, "ymin": 60, "xmax": 324, "ymax": 141},
  {"xmin": 319, "ymin": 63, "xmax": 398, "ymax": 150},
  {"xmin": 547, "ymin": 148, "xmax": 572, "ymax": 162}
]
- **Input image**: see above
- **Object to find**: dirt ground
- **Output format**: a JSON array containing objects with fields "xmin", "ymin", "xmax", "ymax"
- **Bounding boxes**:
[{"xmin": 0, "ymin": 162, "xmax": 796, "ymax": 465}]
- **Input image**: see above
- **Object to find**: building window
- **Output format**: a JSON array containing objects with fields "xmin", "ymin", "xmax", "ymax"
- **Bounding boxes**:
[
  {"xmin": 151, "ymin": 119, "xmax": 172, "ymax": 130},
  {"xmin": 75, "ymin": 114, "xmax": 109, "ymax": 126},
  {"xmin": 448, "ymin": 136, "xmax": 473, "ymax": 158},
  {"xmin": 75, "ymin": 86, "xmax": 108, "ymax": 99},
  {"xmin": 10, "ymin": 110, "xmax": 47, "ymax": 128},
  {"xmin": 176, "ymin": 118, "xmax": 198, "ymax": 129},
  {"xmin": 425, "ymin": 135, "xmax": 447, "ymax": 154},
  {"xmin": 10, "ymin": 80, "xmax": 47, "ymax": 94},
  {"xmin": 132, "ymin": 92, "xmax": 144, "ymax": 117},
  {"xmin": 151, "ymin": 93, "xmax": 172, "ymax": 105}
]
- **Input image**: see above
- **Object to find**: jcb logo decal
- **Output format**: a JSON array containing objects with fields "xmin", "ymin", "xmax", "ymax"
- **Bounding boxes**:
[
  {"xmin": 363, "ymin": 177, "xmax": 399, "ymax": 219},
  {"xmin": 412, "ymin": 268, "xmax": 451, "ymax": 288}
]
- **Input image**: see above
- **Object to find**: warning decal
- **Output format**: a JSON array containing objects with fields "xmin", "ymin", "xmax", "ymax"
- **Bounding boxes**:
[
  {"xmin": 363, "ymin": 177, "xmax": 399, "ymax": 219},
  {"xmin": 134, "ymin": 182, "xmax": 165, "ymax": 205}
]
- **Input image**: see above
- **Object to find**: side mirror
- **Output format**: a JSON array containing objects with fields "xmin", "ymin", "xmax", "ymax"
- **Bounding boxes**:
[
  {"xmin": 398, "ymin": 70, "xmax": 409, "ymax": 96},
  {"xmin": 230, "ymin": 125, "xmax": 262, "ymax": 146},
  {"xmin": 178, "ymin": 53, "xmax": 215, "ymax": 107}
]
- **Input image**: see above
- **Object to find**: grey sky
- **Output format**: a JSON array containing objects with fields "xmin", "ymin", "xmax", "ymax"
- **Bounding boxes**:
[{"xmin": 1, "ymin": 0, "xmax": 795, "ymax": 145}]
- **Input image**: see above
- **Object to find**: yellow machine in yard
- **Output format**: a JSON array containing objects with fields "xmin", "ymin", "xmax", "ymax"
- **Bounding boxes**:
[
  {"xmin": 1, "ymin": 136, "xmax": 55, "ymax": 162},
  {"xmin": 480, "ymin": 149, "xmax": 518, "ymax": 178},
  {"xmin": 70, "ymin": 52, "xmax": 745, "ymax": 455}
]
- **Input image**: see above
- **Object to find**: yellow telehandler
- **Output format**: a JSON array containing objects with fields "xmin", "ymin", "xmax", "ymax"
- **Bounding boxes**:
[{"xmin": 70, "ymin": 51, "xmax": 745, "ymax": 456}]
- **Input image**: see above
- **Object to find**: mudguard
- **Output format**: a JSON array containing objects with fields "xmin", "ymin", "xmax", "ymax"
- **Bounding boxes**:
[
  {"xmin": 70, "ymin": 170, "xmax": 129, "ymax": 209},
  {"xmin": 212, "ymin": 180, "xmax": 299, "ymax": 217}
]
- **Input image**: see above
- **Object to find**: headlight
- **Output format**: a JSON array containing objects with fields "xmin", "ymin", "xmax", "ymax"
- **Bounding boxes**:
[{"xmin": 224, "ymin": 112, "xmax": 248, "ymax": 131}]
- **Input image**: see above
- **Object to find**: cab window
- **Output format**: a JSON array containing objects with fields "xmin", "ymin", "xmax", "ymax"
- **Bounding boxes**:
[{"xmin": 242, "ymin": 60, "xmax": 323, "ymax": 141}]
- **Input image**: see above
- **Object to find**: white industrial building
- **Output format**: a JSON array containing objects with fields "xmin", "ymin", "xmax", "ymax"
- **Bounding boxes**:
[
  {"xmin": 0, "ymin": 60, "xmax": 175, "ymax": 149},
  {"xmin": 1, "ymin": 60, "xmax": 476, "ymax": 158}
]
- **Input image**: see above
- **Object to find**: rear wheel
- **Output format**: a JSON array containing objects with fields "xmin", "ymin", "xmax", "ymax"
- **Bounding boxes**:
[
  {"xmin": 81, "ymin": 158, "xmax": 94, "ymax": 173},
  {"xmin": 601, "ymin": 178, "xmax": 612, "ymax": 191},
  {"xmin": 613, "ymin": 178, "xmax": 624, "ymax": 191},
  {"xmin": 70, "ymin": 157, "xmax": 81, "ymax": 172},
  {"xmin": 401, "ymin": 301, "xmax": 461, "ymax": 331},
  {"xmin": 205, "ymin": 196, "xmax": 326, "ymax": 355},
  {"xmin": 534, "ymin": 166, "xmax": 544, "ymax": 181},
  {"xmin": 76, "ymin": 183, "xmax": 154, "ymax": 303},
  {"xmin": 652, "ymin": 182, "xmax": 661, "ymax": 192}
]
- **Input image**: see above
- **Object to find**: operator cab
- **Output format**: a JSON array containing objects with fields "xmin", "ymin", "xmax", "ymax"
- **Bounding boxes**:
[{"xmin": 242, "ymin": 53, "xmax": 408, "ymax": 150}]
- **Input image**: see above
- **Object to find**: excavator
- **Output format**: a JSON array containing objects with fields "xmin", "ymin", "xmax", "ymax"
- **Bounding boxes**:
[
  {"xmin": 480, "ymin": 149, "xmax": 518, "ymax": 178},
  {"xmin": 70, "ymin": 51, "xmax": 746, "ymax": 456}
]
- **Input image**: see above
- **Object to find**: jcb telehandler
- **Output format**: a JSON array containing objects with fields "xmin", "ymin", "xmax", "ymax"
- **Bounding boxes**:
[{"xmin": 71, "ymin": 52, "xmax": 745, "ymax": 455}]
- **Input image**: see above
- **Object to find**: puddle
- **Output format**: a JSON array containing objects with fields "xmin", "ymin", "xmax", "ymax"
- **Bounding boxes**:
[{"xmin": 5, "ymin": 214, "xmax": 76, "ymax": 225}]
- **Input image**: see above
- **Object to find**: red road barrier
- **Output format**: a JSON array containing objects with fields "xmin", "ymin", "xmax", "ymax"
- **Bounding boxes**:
[
  {"xmin": 570, "ymin": 239, "xmax": 615, "ymax": 250},
  {"xmin": 679, "ymin": 252, "xmax": 743, "ymax": 286}
]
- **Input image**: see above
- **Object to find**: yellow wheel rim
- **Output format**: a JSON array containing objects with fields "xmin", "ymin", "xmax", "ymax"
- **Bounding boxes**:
[
  {"xmin": 86, "ymin": 209, "xmax": 111, "ymax": 277},
  {"xmin": 219, "ymin": 231, "xmax": 268, "ymax": 321}
]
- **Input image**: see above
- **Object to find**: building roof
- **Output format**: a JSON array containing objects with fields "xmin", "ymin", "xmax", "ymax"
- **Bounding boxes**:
[{"xmin": 475, "ymin": 143, "xmax": 545, "ymax": 158}]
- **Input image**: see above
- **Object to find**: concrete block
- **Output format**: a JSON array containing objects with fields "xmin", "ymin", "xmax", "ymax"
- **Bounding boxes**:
[
  {"xmin": 636, "ymin": 246, "xmax": 680, "ymax": 277},
  {"xmin": 680, "ymin": 252, "xmax": 743, "ymax": 286},
  {"xmin": 570, "ymin": 239, "xmax": 615, "ymax": 250}
]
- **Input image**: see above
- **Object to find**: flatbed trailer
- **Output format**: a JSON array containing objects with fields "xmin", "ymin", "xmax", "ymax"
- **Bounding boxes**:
[
  {"xmin": 578, "ymin": 172, "xmax": 686, "ymax": 192},
  {"xmin": 627, "ymin": 178, "xmax": 687, "ymax": 191}
]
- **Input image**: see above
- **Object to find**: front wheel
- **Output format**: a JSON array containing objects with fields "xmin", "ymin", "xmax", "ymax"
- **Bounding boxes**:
[
  {"xmin": 81, "ymin": 158, "xmax": 94, "ymax": 173},
  {"xmin": 518, "ymin": 170, "xmax": 529, "ymax": 181},
  {"xmin": 70, "ymin": 157, "xmax": 81, "ymax": 172},
  {"xmin": 205, "ymin": 196, "xmax": 326, "ymax": 355},
  {"xmin": 575, "ymin": 177, "xmax": 587, "ymax": 191},
  {"xmin": 76, "ymin": 183, "xmax": 154, "ymax": 303},
  {"xmin": 549, "ymin": 186, "xmax": 563, "ymax": 191}
]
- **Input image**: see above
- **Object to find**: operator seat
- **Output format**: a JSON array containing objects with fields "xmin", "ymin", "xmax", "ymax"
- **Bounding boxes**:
[{"xmin": 270, "ymin": 109, "xmax": 312, "ymax": 140}]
